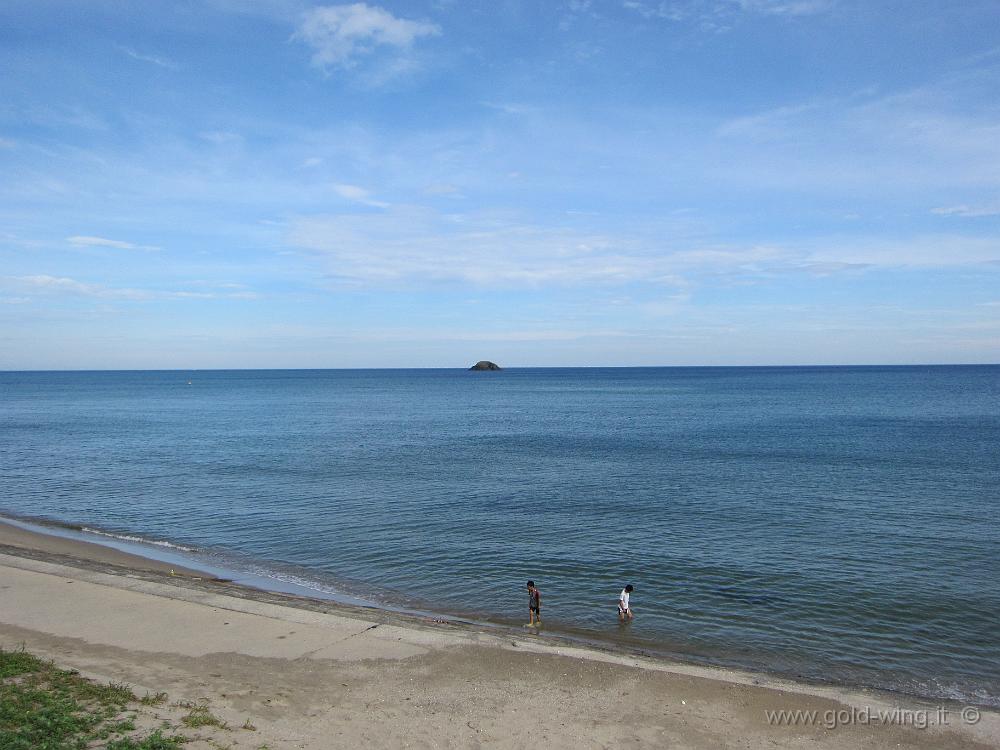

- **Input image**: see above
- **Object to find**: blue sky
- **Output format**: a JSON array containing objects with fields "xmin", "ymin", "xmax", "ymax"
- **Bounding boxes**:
[{"xmin": 1, "ymin": 0, "xmax": 998, "ymax": 368}]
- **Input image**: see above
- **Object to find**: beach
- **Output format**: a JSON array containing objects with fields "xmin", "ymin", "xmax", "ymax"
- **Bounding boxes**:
[
  {"xmin": 1, "ymin": 520, "xmax": 996, "ymax": 749},
  {"xmin": 6, "ymin": 367, "xmax": 998, "ymax": 705},
  {"xmin": 6, "ymin": 0, "xmax": 999, "ymax": 743}
]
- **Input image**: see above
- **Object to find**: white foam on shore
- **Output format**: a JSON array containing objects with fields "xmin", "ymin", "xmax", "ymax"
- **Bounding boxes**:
[
  {"xmin": 238, "ymin": 564, "xmax": 381, "ymax": 609},
  {"xmin": 80, "ymin": 527, "xmax": 194, "ymax": 552}
]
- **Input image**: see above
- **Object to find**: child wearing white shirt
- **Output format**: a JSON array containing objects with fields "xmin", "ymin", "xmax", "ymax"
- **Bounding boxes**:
[{"xmin": 618, "ymin": 584, "xmax": 634, "ymax": 621}]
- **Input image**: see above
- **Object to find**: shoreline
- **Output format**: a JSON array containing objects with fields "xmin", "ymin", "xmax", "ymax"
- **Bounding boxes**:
[
  {"xmin": 0, "ymin": 517, "xmax": 213, "ymax": 579},
  {"xmin": 0, "ymin": 529, "xmax": 996, "ymax": 748},
  {"xmin": 2, "ymin": 515, "xmax": 996, "ymax": 712}
]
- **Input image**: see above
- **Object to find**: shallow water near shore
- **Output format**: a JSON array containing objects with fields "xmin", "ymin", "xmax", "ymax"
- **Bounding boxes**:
[{"xmin": 2, "ymin": 366, "xmax": 998, "ymax": 705}]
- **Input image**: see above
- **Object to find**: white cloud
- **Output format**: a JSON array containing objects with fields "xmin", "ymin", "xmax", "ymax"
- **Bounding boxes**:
[
  {"xmin": 199, "ymin": 131, "xmax": 242, "ymax": 145},
  {"xmin": 66, "ymin": 235, "xmax": 159, "ymax": 252},
  {"xmin": 290, "ymin": 208, "xmax": 675, "ymax": 286},
  {"xmin": 295, "ymin": 3, "xmax": 440, "ymax": 70},
  {"xmin": 733, "ymin": 0, "xmax": 833, "ymax": 15},
  {"xmin": 332, "ymin": 183, "xmax": 389, "ymax": 207},
  {"xmin": 716, "ymin": 101, "xmax": 824, "ymax": 138},
  {"xmin": 118, "ymin": 46, "xmax": 179, "ymax": 70},
  {"xmin": 287, "ymin": 206, "xmax": 1000, "ymax": 289},
  {"xmin": 11, "ymin": 275, "xmax": 257, "ymax": 301},
  {"xmin": 347, "ymin": 326, "xmax": 636, "ymax": 343},
  {"xmin": 622, "ymin": 1, "xmax": 689, "ymax": 21},
  {"xmin": 802, "ymin": 234, "xmax": 1000, "ymax": 268},
  {"xmin": 14, "ymin": 274, "xmax": 140, "ymax": 298},
  {"xmin": 932, "ymin": 202, "xmax": 1000, "ymax": 218},
  {"xmin": 332, "ymin": 183, "xmax": 371, "ymax": 201},
  {"xmin": 481, "ymin": 101, "xmax": 536, "ymax": 115},
  {"xmin": 284, "ymin": 209, "xmax": 886, "ymax": 288},
  {"xmin": 622, "ymin": 0, "xmax": 832, "ymax": 27},
  {"xmin": 422, "ymin": 183, "xmax": 461, "ymax": 197},
  {"xmin": 712, "ymin": 77, "xmax": 1000, "ymax": 191}
]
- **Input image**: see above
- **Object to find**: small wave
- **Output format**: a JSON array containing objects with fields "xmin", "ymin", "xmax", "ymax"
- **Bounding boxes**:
[
  {"xmin": 911, "ymin": 681, "xmax": 1000, "ymax": 709},
  {"xmin": 247, "ymin": 567, "xmax": 338, "ymax": 594},
  {"xmin": 236, "ymin": 563, "xmax": 392, "ymax": 609},
  {"xmin": 80, "ymin": 527, "xmax": 194, "ymax": 552},
  {"xmin": 243, "ymin": 565, "xmax": 361, "ymax": 599}
]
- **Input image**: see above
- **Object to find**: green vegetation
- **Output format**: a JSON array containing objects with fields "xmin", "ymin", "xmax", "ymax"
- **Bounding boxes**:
[
  {"xmin": 180, "ymin": 707, "xmax": 225, "ymax": 730},
  {"xmin": 177, "ymin": 702, "xmax": 227, "ymax": 730},
  {"xmin": 0, "ymin": 646, "xmax": 139, "ymax": 749},
  {"xmin": 0, "ymin": 648, "xmax": 44, "ymax": 680},
  {"xmin": 106, "ymin": 730, "xmax": 186, "ymax": 750},
  {"xmin": 0, "ymin": 646, "xmax": 236, "ymax": 750}
]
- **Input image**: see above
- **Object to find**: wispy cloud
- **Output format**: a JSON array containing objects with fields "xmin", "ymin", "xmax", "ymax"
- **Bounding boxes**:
[
  {"xmin": 733, "ymin": 0, "xmax": 833, "ymax": 16},
  {"xmin": 117, "ymin": 46, "xmax": 179, "ymax": 70},
  {"xmin": 481, "ymin": 101, "xmax": 537, "ymax": 115},
  {"xmin": 287, "ymin": 208, "xmax": 990, "ymax": 289},
  {"xmin": 290, "ymin": 208, "xmax": 677, "ymax": 286},
  {"xmin": 332, "ymin": 183, "xmax": 389, "ymax": 207},
  {"xmin": 932, "ymin": 202, "xmax": 1000, "ymax": 218},
  {"xmin": 422, "ymin": 183, "xmax": 462, "ymax": 197},
  {"xmin": 67, "ymin": 235, "xmax": 159, "ymax": 252},
  {"xmin": 199, "ymin": 131, "xmax": 242, "ymax": 145},
  {"xmin": 14, "ymin": 274, "xmax": 148, "ymax": 299},
  {"xmin": 712, "ymin": 73, "xmax": 1000, "ymax": 190},
  {"xmin": 802, "ymin": 234, "xmax": 1000, "ymax": 268},
  {"xmin": 715, "ymin": 100, "xmax": 826, "ymax": 138},
  {"xmin": 622, "ymin": 0, "xmax": 833, "ymax": 29},
  {"xmin": 295, "ymin": 3, "xmax": 440, "ymax": 70},
  {"xmin": 11, "ymin": 275, "xmax": 258, "ymax": 301}
]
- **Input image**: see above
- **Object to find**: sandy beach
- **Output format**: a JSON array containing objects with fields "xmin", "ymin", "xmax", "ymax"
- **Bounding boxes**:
[{"xmin": 1, "ymin": 520, "xmax": 996, "ymax": 749}]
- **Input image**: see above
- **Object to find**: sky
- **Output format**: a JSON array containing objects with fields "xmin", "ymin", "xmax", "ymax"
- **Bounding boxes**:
[{"xmin": 1, "ymin": 0, "xmax": 999, "ymax": 369}]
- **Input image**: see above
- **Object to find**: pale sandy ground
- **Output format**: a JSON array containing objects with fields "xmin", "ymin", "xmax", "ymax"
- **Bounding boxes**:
[{"xmin": 0, "ymin": 522, "xmax": 997, "ymax": 749}]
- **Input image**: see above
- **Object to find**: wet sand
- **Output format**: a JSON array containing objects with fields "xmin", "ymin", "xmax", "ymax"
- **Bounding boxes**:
[
  {"xmin": 0, "ymin": 520, "xmax": 996, "ymax": 749},
  {"xmin": 0, "ymin": 520, "xmax": 210, "ymax": 577}
]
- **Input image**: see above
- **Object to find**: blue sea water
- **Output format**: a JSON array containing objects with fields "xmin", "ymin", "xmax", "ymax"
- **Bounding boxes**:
[{"xmin": 1, "ymin": 366, "xmax": 998, "ymax": 705}]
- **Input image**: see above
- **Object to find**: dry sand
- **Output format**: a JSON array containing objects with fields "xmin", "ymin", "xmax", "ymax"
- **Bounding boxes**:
[{"xmin": 0, "ymin": 521, "xmax": 996, "ymax": 749}]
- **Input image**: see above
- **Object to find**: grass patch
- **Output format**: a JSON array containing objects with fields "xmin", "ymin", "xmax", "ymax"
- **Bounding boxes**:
[
  {"xmin": 106, "ymin": 728, "xmax": 187, "ymax": 749},
  {"xmin": 0, "ymin": 647, "xmax": 186, "ymax": 750},
  {"xmin": 179, "ymin": 704, "xmax": 227, "ymax": 730},
  {"xmin": 0, "ymin": 647, "xmax": 46, "ymax": 679},
  {"xmin": 140, "ymin": 691, "xmax": 169, "ymax": 706}
]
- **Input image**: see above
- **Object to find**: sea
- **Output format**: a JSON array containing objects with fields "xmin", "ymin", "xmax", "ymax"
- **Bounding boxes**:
[{"xmin": 1, "ymin": 366, "xmax": 998, "ymax": 706}]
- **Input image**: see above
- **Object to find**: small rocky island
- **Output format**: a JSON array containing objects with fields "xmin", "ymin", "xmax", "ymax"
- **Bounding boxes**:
[{"xmin": 469, "ymin": 360, "xmax": 501, "ymax": 371}]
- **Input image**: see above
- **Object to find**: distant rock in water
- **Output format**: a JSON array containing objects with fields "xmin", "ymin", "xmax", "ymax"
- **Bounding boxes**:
[{"xmin": 469, "ymin": 360, "xmax": 502, "ymax": 371}]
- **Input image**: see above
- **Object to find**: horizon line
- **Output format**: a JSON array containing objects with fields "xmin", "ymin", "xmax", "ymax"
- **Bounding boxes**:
[{"xmin": 2, "ymin": 362, "xmax": 998, "ymax": 373}]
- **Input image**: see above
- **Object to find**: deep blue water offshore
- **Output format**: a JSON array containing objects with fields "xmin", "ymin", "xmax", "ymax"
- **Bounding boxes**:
[{"xmin": 2, "ymin": 366, "xmax": 998, "ymax": 705}]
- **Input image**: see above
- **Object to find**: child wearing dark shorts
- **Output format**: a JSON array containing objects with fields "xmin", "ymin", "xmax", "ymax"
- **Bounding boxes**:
[{"xmin": 526, "ymin": 580, "xmax": 541, "ymax": 627}]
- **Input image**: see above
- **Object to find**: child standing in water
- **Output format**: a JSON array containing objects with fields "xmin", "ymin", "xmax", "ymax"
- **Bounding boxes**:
[
  {"xmin": 618, "ymin": 584, "xmax": 634, "ymax": 622},
  {"xmin": 526, "ymin": 580, "xmax": 542, "ymax": 627}
]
